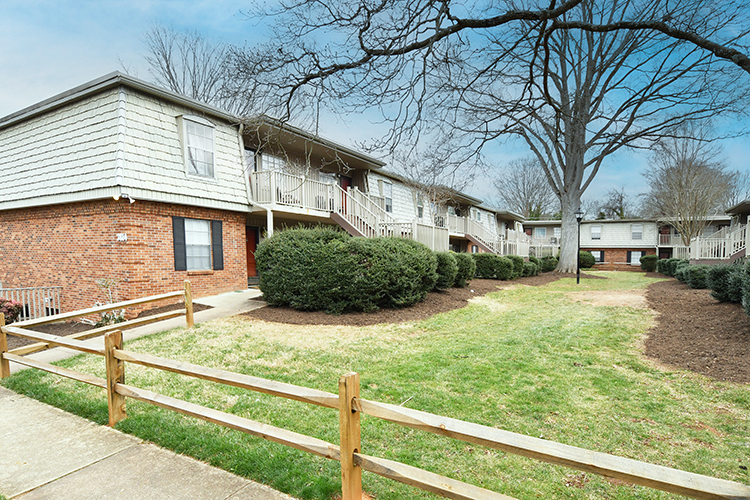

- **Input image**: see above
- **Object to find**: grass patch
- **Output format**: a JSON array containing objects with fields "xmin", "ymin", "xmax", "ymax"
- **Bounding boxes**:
[{"xmin": 3, "ymin": 272, "xmax": 749, "ymax": 499}]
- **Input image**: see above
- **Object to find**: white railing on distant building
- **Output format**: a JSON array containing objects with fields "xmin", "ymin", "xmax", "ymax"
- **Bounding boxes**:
[
  {"xmin": 690, "ymin": 224, "xmax": 747, "ymax": 260},
  {"xmin": 0, "ymin": 285, "xmax": 63, "ymax": 321}
]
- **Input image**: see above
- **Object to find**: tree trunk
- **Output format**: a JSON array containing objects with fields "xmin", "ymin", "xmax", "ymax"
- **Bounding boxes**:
[{"xmin": 557, "ymin": 192, "xmax": 582, "ymax": 273}]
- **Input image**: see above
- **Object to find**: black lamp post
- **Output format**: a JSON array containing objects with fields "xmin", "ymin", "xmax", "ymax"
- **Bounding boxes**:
[{"xmin": 575, "ymin": 208, "xmax": 584, "ymax": 284}]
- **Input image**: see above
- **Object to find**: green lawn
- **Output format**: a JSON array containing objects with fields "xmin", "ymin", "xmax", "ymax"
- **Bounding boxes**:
[{"xmin": 3, "ymin": 271, "xmax": 749, "ymax": 499}]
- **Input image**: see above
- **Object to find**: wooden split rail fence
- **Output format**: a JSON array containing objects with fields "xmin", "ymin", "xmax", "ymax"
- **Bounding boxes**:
[{"xmin": 1, "ymin": 290, "xmax": 749, "ymax": 499}]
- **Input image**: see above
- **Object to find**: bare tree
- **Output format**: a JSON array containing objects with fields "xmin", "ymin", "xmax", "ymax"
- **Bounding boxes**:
[
  {"xmin": 494, "ymin": 158, "xmax": 559, "ymax": 219},
  {"xmin": 141, "ymin": 24, "xmax": 269, "ymax": 117},
  {"xmin": 584, "ymin": 188, "xmax": 640, "ymax": 220},
  {"xmin": 227, "ymin": 0, "xmax": 750, "ymax": 272},
  {"xmin": 643, "ymin": 125, "xmax": 735, "ymax": 246}
]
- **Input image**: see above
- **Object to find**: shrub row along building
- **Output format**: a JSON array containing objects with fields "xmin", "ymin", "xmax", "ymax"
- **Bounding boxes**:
[{"xmin": 0, "ymin": 72, "xmax": 747, "ymax": 315}]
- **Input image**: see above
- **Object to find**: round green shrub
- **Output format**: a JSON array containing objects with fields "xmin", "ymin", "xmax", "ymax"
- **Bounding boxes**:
[
  {"xmin": 471, "ymin": 253, "xmax": 514, "ymax": 280},
  {"xmin": 540, "ymin": 255, "xmax": 558, "ymax": 273},
  {"xmin": 686, "ymin": 264, "xmax": 709, "ymax": 289},
  {"xmin": 640, "ymin": 254, "xmax": 658, "ymax": 272},
  {"xmin": 453, "ymin": 253, "xmax": 476, "ymax": 288},
  {"xmin": 665, "ymin": 258, "xmax": 688, "ymax": 277},
  {"xmin": 579, "ymin": 251, "xmax": 595, "ymax": 269},
  {"xmin": 507, "ymin": 254, "xmax": 525, "ymax": 279},
  {"xmin": 656, "ymin": 258, "xmax": 669, "ymax": 274},
  {"xmin": 256, "ymin": 227, "xmax": 438, "ymax": 313},
  {"xmin": 522, "ymin": 261, "xmax": 539, "ymax": 277},
  {"xmin": 434, "ymin": 252, "xmax": 459, "ymax": 290},
  {"xmin": 675, "ymin": 264, "xmax": 690, "ymax": 283},
  {"xmin": 707, "ymin": 264, "xmax": 744, "ymax": 302},
  {"xmin": 529, "ymin": 255, "xmax": 540, "ymax": 266}
]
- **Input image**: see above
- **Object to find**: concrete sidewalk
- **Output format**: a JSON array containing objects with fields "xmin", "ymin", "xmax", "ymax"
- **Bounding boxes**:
[
  {"xmin": 1, "ymin": 288, "xmax": 296, "ymax": 499},
  {"xmin": 9, "ymin": 288, "xmax": 267, "ymax": 375},
  {"xmin": 0, "ymin": 386, "xmax": 295, "ymax": 499}
]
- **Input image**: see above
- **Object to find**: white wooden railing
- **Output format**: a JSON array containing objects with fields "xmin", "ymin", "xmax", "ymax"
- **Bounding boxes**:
[
  {"xmin": 690, "ymin": 224, "xmax": 747, "ymax": 260},
  {"xmin": 658, "ymin": 234, "xmax": 687, "ymax": 246},
  {"xmin": 0, "ymin": 285, "xmax": 63, "ymax": 321},
  {"xmin": 250, "ymin": 171, "xmax": 335, "ymax": 211}
]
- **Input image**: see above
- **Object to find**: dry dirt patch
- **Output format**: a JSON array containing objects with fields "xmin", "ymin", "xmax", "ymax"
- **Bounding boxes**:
[{"xmin": 565, "ymin": 289, "xmax": 649, "ymax": 309}]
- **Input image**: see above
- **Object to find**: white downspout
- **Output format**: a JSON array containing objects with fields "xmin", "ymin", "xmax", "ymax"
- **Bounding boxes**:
[{"xmin": 237, "ymin": 123, "xmax": 273, "ymax": 237}]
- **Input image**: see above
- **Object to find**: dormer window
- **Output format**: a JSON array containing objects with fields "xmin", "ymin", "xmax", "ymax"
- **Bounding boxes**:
[{"xmin": 179, "ymin": 115, "xmax": 215, "ymax": 178}]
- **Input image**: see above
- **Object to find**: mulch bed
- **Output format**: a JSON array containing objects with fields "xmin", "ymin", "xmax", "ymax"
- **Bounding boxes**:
[
  {"xmin": 643, "ymin": 279, "xmax": 750, "ymax": 384},
  {"xmin": 243, "ymin": 272, "xmax": 601, "ymax": 326}
]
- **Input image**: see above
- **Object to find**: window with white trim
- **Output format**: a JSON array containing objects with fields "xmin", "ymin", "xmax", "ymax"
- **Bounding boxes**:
[
  {"xmin": 185, "ymin": 219, "xmax": 212, "ymax": 270},
  {"xmin": 630, "ymin": 251, "xmax": 643, "ymax": 265},
  {"xmin": 172, "ymin": 217, "xmax": 223, "ymax": 272},
  {"xmin": 383, "ymin": 182, "xmax": 393, "ymax": 213},
  {"xmin": 591, "ymin": 225, "xmax": 602, "ymax": 240},
  {"xmin": 590, "ymin": 250, "xmax": 604, "ymax": 263},
  {"xmin": 631, "ymin": 224, "xmax": 643, "ymax": 240},
  {"xmin": 181, "ymin": 116, "xmax": 215, "ymax": 178},
  {"xmin": 554, "ymin": 227, "xmax": 561, "ymax": 239},
  {"xmin": 416, "ymin": 193, "xmax": 424, "ymax": 218},
  {"xmin": 261, "ymin": 153, "xmax": 286, "ymax": 172},
  {"xmin": 535, "ymin": 227, "xmax": 546, "ymax": 239}
]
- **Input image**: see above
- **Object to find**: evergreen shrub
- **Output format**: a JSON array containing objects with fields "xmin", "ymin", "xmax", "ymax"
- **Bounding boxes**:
[
  {"xmin": 675, "ymin": 264, "xmax": 690, "ymax": 283},
  {"xmin": 522, "ymin": 261, "xmax": 539, "ymax": 277},
  {"xmin": 434, "ymin": 252, "xmax": 459, "ymax": 290},
  {"xmin": 707, "ymin": 264, "xmax": 743, "ymax": 303},
  {"xmin": 529, "ymin": 255, "xmax": 540, "ymax": 266},
  {"xmin": 540, "ymin": 255, "xmax": 558, "ymax": 273},
  {"xmin": 640, "ymin": 254, "xmax": 658, "ymax": 272},
  {"xmin": 453, "ymin": 253, "xmax": 476, "ymax": 288},
  {"xmin": 685, "ymin": 264, "xmax": 709, "ymax": 289},
  {"xmin": 471, "ymin": 253, "xmax": 515, "ymax": 280},
  {"xmin": 507, "ymin": 255, "xmax": 525, "ymax": 279},
  {"xmin": 255, "ymin": 227, "xmax": 438, "ymax": 313},
  {"xmin": 656, "ymin": 258, "xmax": 669, "ymax": 274},
  {"xmin": 579, "ymin": 251, "xmax": 595, "ymax": 269}
]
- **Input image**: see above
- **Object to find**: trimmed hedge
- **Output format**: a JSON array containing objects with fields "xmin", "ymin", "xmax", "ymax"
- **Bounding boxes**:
[
  {"xmin": 685, "ymin": 264, "xmax": 709, "ymax": 289},
  {"xmin": 665, "ymin": 258, "xmax": 689, "ymax": 277},
  {"xmin": 540, "ymin": 255, "xmax": 558, "ymax": 273},
  {"xmin": 453, "ymin": 253, "xmax": 476, "ymax": 288},
  {"xmin": 743, "ymin": 260, "xmax": 750, "ymax": 317},
  {"xmin": 522, "ymin": 261, "xmax": 539, "ymax": 277},
  {"xmin": 675, "ymin": 262, "xmax": 690, "ymax": 283},
  {"xmin": 507, "ymin": 255, "xmax": 525, "ymax": 279},
  {"xmin": 471, "ymin": 253, "xmax": 514, "ymax": 280},
  {"xmin": 656, "ymin": 258, "xmax": 668, "ymax": 274},
  {"xmin": 255, "ymin": 227, "xmax": 438, "ymax": 313},
  {"xmin": 434, "ymin": 252, "xmax": 459, "ymax": 290},
  {"xmin": 640, "ymin": 254, "xmax": 658, "ymax": 272},
  {"xmin": 579, "ymin": 251, "xmax": 595, "ymax": 269},
  {"xmin": 707, "ymin": 264, "xmax": 744, "ymax": 303},
  {"xmin": 529, "ymin": 255, "xmax": 540, "ymax": 266}
]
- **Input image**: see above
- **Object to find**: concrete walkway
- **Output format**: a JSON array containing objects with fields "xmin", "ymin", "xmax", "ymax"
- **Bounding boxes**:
[
  {"xmin": 8, "ymin": 288, "xmax": 266, "ymax": 375},
  {"xmin": 1, "ymin": 289, "xmax": 296, "ymax": 499}
]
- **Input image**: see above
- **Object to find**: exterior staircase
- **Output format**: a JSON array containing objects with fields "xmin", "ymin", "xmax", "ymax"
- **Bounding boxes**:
[{"xmin": 690, "ymin": 224, "xmax": 747, "ymax": 262}]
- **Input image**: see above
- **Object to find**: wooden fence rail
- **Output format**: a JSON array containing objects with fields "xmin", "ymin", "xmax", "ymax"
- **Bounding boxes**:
[{"xmin": 1, "ymin": 312, "xmax": 749, "ymax": 500}]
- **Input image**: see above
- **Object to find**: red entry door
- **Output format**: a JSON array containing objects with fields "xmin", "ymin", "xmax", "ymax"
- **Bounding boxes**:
[{"xmin": 246, "ymin": 227, "xmax": 259, "ymax": 277}]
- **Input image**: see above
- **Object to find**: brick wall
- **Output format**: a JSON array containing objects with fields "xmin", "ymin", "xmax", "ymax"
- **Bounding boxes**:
[
  {"xmin": 0, "ymin": 199, "xmax": 247, "ymax": 316},
  {"xmin": 582, "ymin": 247, "xmax": 656, "ymax": 271}
]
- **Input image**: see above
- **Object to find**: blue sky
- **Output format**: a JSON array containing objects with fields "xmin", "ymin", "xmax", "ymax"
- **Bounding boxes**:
[{"xmin": 2, "ymin": 0, "xmax": 749, "ymax": 207}]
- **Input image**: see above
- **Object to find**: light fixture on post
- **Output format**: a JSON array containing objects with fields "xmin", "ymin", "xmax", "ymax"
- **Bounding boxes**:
[{"xmin": 575, "ymin": 208, "xmax": 584, "ymax": 284}]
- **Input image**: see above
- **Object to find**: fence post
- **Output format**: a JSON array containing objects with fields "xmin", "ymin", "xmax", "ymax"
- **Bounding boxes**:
[
  {"xmin": 184, "ymin": 280, "xmax": 194, "ymax": 328},
  {"xmin": 0, "ymin": 313, "xmax": 8, "ymax": 379},
  {"xmin": 104, "ymin": 330, "xmax": 127, "ymax": 426},
  {"xmin": 339, "ymin": 372, "xmax": 362, "ymax": 500}
]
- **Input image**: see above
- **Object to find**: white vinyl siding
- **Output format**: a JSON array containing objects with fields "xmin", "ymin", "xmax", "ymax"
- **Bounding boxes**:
[{"xmin": 185, "ymin": 218, "xmax": 212, "ymax": 270}]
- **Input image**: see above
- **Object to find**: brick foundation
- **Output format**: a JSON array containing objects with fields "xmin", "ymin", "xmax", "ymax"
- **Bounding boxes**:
[
  {"xmin": 0, "ymin": 199, "xmax": 247, "ymax": 316},
  {"xmin": 582, "ymin": 247, "xmax": 656, "ymax": 271}
]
